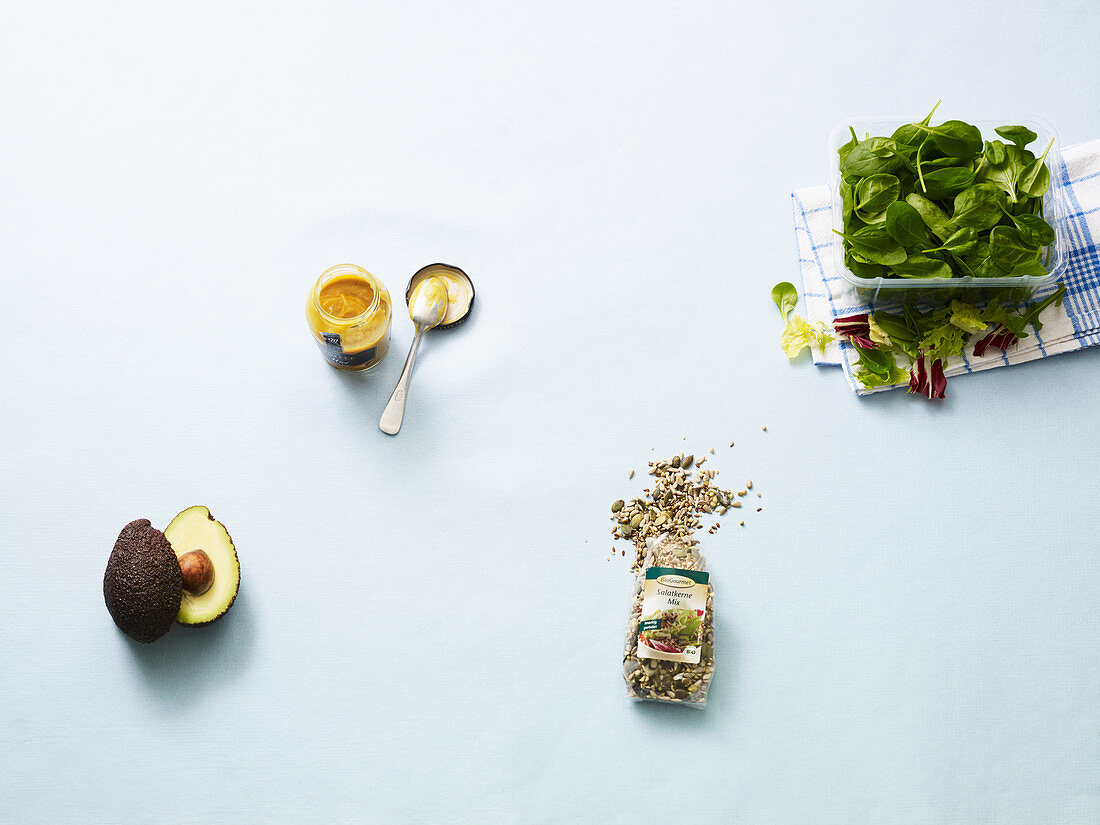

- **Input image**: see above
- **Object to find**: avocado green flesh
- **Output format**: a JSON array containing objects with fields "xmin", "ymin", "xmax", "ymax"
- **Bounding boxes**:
[
  {"xmin": 164, "ymin": 506, "xmax": 240, "ymax": 626},
  {"xmin": 103, "ymin": 519, "xmax": 182, "ymax": 643}
]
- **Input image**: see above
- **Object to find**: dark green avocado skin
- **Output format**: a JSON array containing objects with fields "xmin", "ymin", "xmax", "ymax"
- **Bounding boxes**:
[{"xmin": 103, "ymin": 519, "xmax": 183, "ymax": 643}]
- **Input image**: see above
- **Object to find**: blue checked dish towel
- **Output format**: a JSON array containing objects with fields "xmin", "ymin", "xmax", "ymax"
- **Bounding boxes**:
[{"xmin": 791, "ymin": 138, "xmax": 1100, "ymax": 395}]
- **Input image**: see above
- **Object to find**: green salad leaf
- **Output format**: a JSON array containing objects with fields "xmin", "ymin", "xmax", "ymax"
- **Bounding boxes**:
[
  {"xmin": 771, "ymin": 281, "xmax": 798, "ymax": 320},
  {"xmin": 853, "ymin": 346, "xmax": 909, "ymax": 388}
]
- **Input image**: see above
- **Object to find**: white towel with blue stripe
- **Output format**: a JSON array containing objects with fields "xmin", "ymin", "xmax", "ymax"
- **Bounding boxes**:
[{"xmin": 791, "ymin": 138, "xmax": 1100, "ymax": 395}]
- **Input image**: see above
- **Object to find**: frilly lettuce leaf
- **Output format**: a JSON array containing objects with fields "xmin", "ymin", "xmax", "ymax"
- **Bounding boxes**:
[
  {"xmin": 919, "ymin": 320, "xmax": 969, "ymax": 363},
  {"xmin": 867, "ymin": 314, "xmax": 892, "ymax": 347},
  {"xmin": 948, "ymin": 300, "xmax": 988, "ymax": 334},
  {"xmin": 780, "ymin": 314, "xmax": 833, "ymax": 359}
]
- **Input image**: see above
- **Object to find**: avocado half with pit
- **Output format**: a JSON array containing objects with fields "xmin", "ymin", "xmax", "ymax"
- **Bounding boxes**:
[
  {"xmin": 103, "ymin": 507, "xmax": 240, "ymax": 642},
  {"xmin": 164, "ymin": 505, "xmax": 240, "ymax": 626}
]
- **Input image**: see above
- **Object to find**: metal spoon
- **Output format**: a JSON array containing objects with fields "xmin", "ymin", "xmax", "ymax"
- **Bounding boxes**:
[{"xmin": 379, "ymin": 276, "xmax": 448, "ymax": 435}]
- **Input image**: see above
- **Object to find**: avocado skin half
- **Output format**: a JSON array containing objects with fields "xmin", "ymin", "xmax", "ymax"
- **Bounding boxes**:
[{"xmin": 103, "ymin": 519, "xmax": 183, "ymax": 643}]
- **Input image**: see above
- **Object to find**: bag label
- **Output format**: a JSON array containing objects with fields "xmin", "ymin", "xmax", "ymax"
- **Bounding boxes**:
[{"xmin": 637, "ymin": 566, "xmax": 709, "ymax": 663}]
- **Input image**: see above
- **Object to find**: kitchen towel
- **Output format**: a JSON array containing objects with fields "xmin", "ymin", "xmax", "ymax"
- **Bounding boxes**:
[{"xmin": 791, "ymin": 138, "xmax": 1100, "ymax": 395}]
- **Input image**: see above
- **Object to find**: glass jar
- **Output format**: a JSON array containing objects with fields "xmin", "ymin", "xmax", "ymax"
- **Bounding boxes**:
[{"xmin": 305, "ymin": 264, "xmax": 392, "ymax": 371}]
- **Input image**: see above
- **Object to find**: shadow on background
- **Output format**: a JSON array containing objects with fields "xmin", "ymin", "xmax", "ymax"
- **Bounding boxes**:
[{"xmin": 125, "ymin": 587, "xmax": 256, "ymax": 710}]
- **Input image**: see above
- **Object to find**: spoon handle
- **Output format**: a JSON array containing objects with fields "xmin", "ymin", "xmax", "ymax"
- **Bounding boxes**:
[{"xmin": 379, "ymin": 327, "xmax": 425, "ymax": 435}]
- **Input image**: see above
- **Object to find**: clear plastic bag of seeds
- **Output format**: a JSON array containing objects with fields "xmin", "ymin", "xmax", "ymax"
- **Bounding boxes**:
[{"xmin": 622, "ymin": 534, "xmax": 714, "ymax": 708}]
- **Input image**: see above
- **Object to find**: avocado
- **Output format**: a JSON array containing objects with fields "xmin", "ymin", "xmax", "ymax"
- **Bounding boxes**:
[
  {"xmin": 103, "ymin": 519, "xmax": 183, "ymax": 643},
  {"xmin": 164, "ymin": 506, "xmax": 240, "ymax": 626}
]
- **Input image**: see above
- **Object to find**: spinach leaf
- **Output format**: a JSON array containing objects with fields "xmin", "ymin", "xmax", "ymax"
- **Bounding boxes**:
[
  {"xmin": 841, "ymin": 137, "xmax": 906, "ymax": 177},
  {"xmin": 1001, "ymin": 208, "xmax": 1055, "ymax": 247},
  {"xmin": 966, "ymin": 240, "xmax": 1010, "ymax": 278},
  {"xmin": 953, "ymin": 184, "xmax": 1008, "ymax": 230},
  {"xmin": 916, "ymin": 120, "xmax": 982, "ymax": 159},
  {"xmin": 905, "ymin": 193, "xmax": 955, "ymax": 241},
  {"xmin": 770, "ymin": 282, "xmax": 799, "ymax": 320},
  {"xmin": 834, "ymin": 225, "xmax": 907, "ymax": 266},
  {"xmin": 838, "ymin": 126, "xmax": 859, "ymax": 166},
  {"xmin": 919, "ymin": 166, "xmax": 975, "ymax": 199},
  {"xmin": 920, "ymin": 156, "xmax": 973, "ymax": 170},
  {"xmin": 844, "ymin": 251, "xmax": 887, "ymax": 279},
  {"xmin": 1006, "ymin": 261, "xmax": 1048, "ymax": 278},
  {"xmin": 892, "ymin": 123, "xmax": 925, "ymax": 148},
  {"xmin": 854, "ymin": 173, "xmax": 901, "ymax": 223},
  {"xmin": 948, "ymin": 250, "xmax": 975, "ymax": 277},
  {"xmin": 891, "ymin": 100, "xmax": 941, "ymax": 147},
  {"xmin": 1018, "ymin": 137, "xmax": 1054, "ymax": 199},
  {"xmin": 839, "ymin": 179, "xmax": 854, "ymax": 225},
  {"xmin": 976, "ymin": 143, "xmax": 1026, "ymax": 203},
  {"xmin": 884, "ymin": 201, "xmax": 932, "ymax": 248},
  {"xmin": 924, "ymin": 227, "xmax": 979, "ymax": 256},
  {"xmin": 890, "ymin": 254, "xmax": 952, "ymax": 279},
  {"xmin": 984, "ymin": 139, "xmax": 1007, "ymax": 166},
  {"xmin": 989, "ymin": 225, "xmax": 1040, "ymax": 271},
  {"xmin": 919, "ymin": 100, "xmax": 942, "ymax": 125},
  {"xmin": 994, "ymin": 125, "xmax": 1038, "ymax": 149}
]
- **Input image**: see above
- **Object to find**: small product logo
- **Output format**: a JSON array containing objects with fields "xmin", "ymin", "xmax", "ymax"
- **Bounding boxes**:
[{"xmin": 655, "ymin": 574, "xmax": 695, "ymax": 589}]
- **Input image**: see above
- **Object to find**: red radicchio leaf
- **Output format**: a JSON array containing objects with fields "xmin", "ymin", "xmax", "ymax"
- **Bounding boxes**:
[
  {"xmin": 973, "ymin": 325, "xmax": 1019, "ymax": 357},
  {"xmin": 908, "ymin": 353, "xmax": 947, "ymax": 399},
  {"xmin": 908, "ymin": 355, "xmax": 926, "ymax": 394},
  {"xmin": 833, "ymin": 314, "xmax": 876, "ymax": 350},
  {"xmin": 929, "ymin": 358, "xmax": 947, "ymax": 398}
]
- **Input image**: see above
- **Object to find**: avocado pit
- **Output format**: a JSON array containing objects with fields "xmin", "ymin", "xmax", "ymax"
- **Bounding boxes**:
[{"xmin": 178, "ymin": 549, "xmax": 215, "ymax": 596}]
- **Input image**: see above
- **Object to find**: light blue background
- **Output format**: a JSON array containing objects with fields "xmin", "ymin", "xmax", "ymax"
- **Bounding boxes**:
[{"xmin": 2, "ymin": 2, "xmax": 1098, "ymax": 823}]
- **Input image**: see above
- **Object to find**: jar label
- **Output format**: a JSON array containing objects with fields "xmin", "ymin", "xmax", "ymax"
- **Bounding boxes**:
[
  {"xmin": 636, "ymin": 567, "xmax": 709, "ymax": 664},
  {"xmin": 319, "ymin": 332, "xmax": 380, "ymax": 368}
]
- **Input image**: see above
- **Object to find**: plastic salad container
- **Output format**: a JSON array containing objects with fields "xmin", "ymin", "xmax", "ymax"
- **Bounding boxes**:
[{"xmin": 828, "ymin": 115, "xmax": 1069, "ymax": 291}]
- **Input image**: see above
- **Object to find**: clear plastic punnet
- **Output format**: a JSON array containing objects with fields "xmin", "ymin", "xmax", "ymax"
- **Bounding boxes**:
[
  {"xmin": 828, "ymin": 115, "xmax": 1069, "ymax": 294},
  {"xmin": 622, "ymin": 534, "xmax": 714, "ymax": 708}
]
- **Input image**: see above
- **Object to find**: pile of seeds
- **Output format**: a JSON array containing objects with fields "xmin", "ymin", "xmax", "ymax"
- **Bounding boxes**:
[{"xmin": 610, "ymin": 451, "xmax": 759, "ymax": 570}]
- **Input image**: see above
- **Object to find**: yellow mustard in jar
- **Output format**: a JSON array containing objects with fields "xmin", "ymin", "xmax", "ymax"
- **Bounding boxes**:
[{"xmin": 305, "ymin": 264, "xmax": 392, "ymax": 371}]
